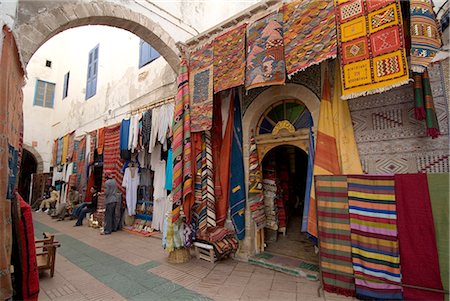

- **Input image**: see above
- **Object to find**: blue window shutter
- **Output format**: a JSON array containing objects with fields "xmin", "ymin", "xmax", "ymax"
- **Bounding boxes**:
[
  {"xmin": 139, "ymin": 39, "xmax": 160, "ymax": 68},
  {"xmin": 86, "ymin": 44, "xmax": 99, "ymax": 99}
]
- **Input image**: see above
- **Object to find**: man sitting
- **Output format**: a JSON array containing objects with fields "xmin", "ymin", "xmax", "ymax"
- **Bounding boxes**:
[
  {"xmin": 55, "ymin": 186, "xmax": 80, "ymax": 221},
  {"xmin": 35, "ymin": 186, "xmax": 59, "ymax": 213}
]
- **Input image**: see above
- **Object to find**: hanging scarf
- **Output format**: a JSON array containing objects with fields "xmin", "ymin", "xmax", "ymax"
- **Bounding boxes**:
[{"xmin": 229, "ymin": 91, "xmax": 246, "ymax": 240}]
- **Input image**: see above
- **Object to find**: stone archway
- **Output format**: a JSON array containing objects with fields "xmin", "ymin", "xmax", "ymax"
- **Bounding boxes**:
[
  {"xmin": 15, "ymin": 1, "xmax": 180, "ymax": 71},
  {"xmin": 21, "ymin": 144, "xmax": 44, "ymax": 174},
  {"xmin": 238, "ymin": 83, "xmax": 320, "ymax": 258}
]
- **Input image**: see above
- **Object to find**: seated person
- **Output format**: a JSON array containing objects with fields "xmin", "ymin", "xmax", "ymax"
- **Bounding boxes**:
[
  {"xmin": 35, "ymin": 186, "xmax": 59, "ymax": 213},
  {"xmin": 74, "ymin": 186, "xmax": 98, "ymax": 226},
  {"xmin": 55, "ymin": 186, "xmax": 80, "ymax": 221}
]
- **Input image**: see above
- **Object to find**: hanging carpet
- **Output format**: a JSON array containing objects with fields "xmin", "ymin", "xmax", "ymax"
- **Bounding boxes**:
[
  {"xmin": 348, "ymin": 175, "xmax": 402, "ymax": 300},
  {"xmin": 172, "ymin": 55, "xmax": 194, "ymax": 225},
  {"xmin": 335, "ymin": 0, "xmax": 409, "ymax": 99},
  {"xmin": 213, "ymin": 24, "xmax": 246, "ymax": 93},
  {"xmin": 315, "ymin": 175, "xmax": 355, "ymax": 297},
  {"xmin": 189, "ymin": 43, "xmax": 214, "ymax": 132},
  {"xmin": 245, "ymin": 11, "xmax": 285, "ymax": 90},
  {"xmin": 101, "ymin": 124, "xmax": 124, "ymax": 195},
  {"xmin": 247, "ymin": 134, "xmax": 266, "ymax": 229},
  {"xmin": 282, "ymin": 0, "xmax": 336, "ymax": 77}
]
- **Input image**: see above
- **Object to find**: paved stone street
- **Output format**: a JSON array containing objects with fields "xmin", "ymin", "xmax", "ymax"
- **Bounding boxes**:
[{"xmin": 33, "ymin": 213, "xmax": 354, "ymax": 301}]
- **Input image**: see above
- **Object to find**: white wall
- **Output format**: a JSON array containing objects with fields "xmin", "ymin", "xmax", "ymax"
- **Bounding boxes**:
[{"xmin": 23, "ymin": 25, "xmax": 176, "ymax": 172}]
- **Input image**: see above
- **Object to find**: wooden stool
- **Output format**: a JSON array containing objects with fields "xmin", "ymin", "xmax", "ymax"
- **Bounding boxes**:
[{"xmin": 193, "ymin": 242, "xmax": 217, "ymax": 263}]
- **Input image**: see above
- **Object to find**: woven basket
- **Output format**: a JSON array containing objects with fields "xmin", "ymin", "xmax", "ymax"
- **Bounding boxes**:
[{"xmin": 168, "ymin": 248, "xmax": 191, "ymax": 264}]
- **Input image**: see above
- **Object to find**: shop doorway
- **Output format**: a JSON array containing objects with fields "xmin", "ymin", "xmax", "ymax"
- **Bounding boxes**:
[
  {"xmin": 18, "ymin": 148, "xmax": 37, "ymax": 202},
  {"xmin": 261, "ymin": 144, "xmax": 318, "ymax": 264}
]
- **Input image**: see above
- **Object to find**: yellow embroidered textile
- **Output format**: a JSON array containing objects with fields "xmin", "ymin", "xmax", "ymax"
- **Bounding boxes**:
[{"xmin": 335, "ymin": 0, "xmax": 410, "ymax": 99}]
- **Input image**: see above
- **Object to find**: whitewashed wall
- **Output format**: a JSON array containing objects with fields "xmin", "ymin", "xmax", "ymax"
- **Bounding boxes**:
[{"xmin": 23, "ymin": 25, "xmax": 176, "ymax": 172}]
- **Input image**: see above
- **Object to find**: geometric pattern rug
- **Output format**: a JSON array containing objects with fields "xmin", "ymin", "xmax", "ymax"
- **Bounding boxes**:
[{"xmin": 349, "ymin": 81, "xmax": 449, "ymax": 174}]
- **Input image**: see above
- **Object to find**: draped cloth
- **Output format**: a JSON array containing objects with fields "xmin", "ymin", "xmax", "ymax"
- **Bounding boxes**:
[
  {"xmin": 17, "ymin": 193, "xmax": 39, "ymax": 301},
  {"xmin": 0, "ymin": 25, "xmax": 24, "ymax": 300},
  {"xmin": 395, "ymin": 173, "xmax": 444, "ymax": 301},
  {"xmin": 316, "ymin": 175, "xmax": 355, "ymax": 297},
  {"xmin": 428, "ymin": 173, "xmax": 449, "ymax": 301},
  {"xmin": 247, "ymin": 134, "xmax": 266, "ymax": 229},
  {"xmin": 229, "ymin": 92, "xmax": 246, "ymax": 240},
  {"xmin": 308, "ymin": 65, "xmax": 363, "ymax": 238},
  {"xmin": 348, "ymin": 175, "xmax": 402, "ymax": 300},
  {"xmin": 172, "ymin": 55, "xmax": 194, "ymax": 225},
  {"xmin": 301, "ymin": 125, "xmax": 314, "ymax": 232},
  {"xmin": 216, "ymin": 92, "xmax": 234, "ymax": 227},
  {"xmin": 307, "ymin": 69, "xmax": 340, "ymax": 238}
]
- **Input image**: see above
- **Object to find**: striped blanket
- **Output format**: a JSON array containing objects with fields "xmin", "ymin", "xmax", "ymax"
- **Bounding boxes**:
[
  {"xmin": 316, "ymin": 175, "xmax": 355, "ymax": 297},
  {"xmin": 347, "ymin": 175, "xmax": 402, "ymax": 300}
]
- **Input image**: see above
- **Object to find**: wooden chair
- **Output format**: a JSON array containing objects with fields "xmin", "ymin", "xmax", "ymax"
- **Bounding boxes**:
[{"xmin": 35, "ymin": 232, "xmax": 60, "ymax": 277}]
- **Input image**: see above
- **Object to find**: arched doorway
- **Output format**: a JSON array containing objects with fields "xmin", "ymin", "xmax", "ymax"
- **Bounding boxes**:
[
  {"xmin": 261, "ymin": 144, "xmax": 317, "ymax": 263},
  {"xmin": 18, "ymin": 148, "xmax": 37, "ymax": 202}
]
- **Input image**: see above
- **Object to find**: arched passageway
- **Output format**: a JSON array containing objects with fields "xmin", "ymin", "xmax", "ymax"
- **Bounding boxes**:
[{"xmin": 15, "ymin": 1, "xmax": 180, "ymax": 71}]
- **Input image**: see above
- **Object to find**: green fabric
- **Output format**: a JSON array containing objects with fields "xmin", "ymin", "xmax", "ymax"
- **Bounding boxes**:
[
  {"xmin": 422, "ymin": 70, "xmax": 440, "ymax": 138},
  {"xmin": 427, "ymin": 173, "xmax": 449, "ymax": 300}
]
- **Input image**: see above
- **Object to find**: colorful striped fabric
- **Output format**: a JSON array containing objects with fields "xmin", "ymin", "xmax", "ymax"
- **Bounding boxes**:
[
  {"xmin": 347, "ymin": 175, "xmax": 402, "ymax": 300},
  {"xmin": 202, "ymin": 131, "xmax": 216, "ymax": 228},
  {"xmin": 172, "ymin": 55, "xmax": 194, "ymax": 225},
  {"xmin": 316, "ymin": 175, "xmax": 355, "ymax": 297},
  {"xmin": 229, "ymin": 92, "xmax": 246, "ymax": 240},
  {"xmin": 194, "ymin": 135, "xmax": 206, "ymax": 232},
  {"xmin": 247, "ymin": 134, "xmax": 266, "ymax": 229}
]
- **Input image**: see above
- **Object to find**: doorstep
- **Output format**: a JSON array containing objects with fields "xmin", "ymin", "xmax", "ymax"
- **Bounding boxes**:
[{"xmin": 248, "ymin": 252, "xmax": 319, "ymax": 281}]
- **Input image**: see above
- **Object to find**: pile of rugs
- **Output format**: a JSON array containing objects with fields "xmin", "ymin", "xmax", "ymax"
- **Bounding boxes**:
[
  {"xmin": 196, "ymin": 227, "xmax": 239, "ymax": 260},
  {"xmin": 316, "ymin": 173, "xmax": 448, "ymax": 300},
  {"xmin": 262, "ymin": 178, "xmax": 278, "ymax": 231}
]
